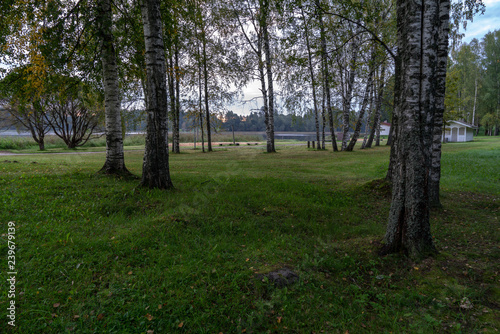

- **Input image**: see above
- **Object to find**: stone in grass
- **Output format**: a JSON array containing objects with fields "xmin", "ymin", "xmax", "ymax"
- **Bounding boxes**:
[{"xmin": 258, "ymin": 268, "xmax": 299, "ymax": 288}]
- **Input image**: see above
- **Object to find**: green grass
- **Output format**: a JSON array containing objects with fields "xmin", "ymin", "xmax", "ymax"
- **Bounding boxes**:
[
  {"xmin": 0, "ymin": 132, "xmax": 265, "ymax": 153},
  {"xmin": 0, "ymin": 137, "xmax": 499, "ymax": 333}
]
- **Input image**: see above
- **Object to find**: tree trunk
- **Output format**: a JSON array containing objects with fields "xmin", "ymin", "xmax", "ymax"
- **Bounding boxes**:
[
  {"xmin": 346, "ymin": 50, "xmax": 375, "ymax": 151},
  {"xmin": 375, "ymin": 122, "xmax": 381, "ymax": 146},
  {"xmin": 174, "ymin": 44, "xmax": 181, "ymax": 153},
  {"xmin": 257, "ymin": 28, "xmax": 271, "ymax": 152},
  {"xmin": 202, "ymin": 28, "xmax": 212, "ymax": 152},
  {"xmin": 97, "ymin": 0, "xmax": 129, "ymax": 175},
  {"xmin": 169, "ymin": 42, "xmax": 181, "ymax": 154},
  {"xmin": 38, "ymin": 138, "xmax": 45, "ymax": 151},
  {"xmin": 361, "ymin": 87, "xmax": 374, "ymax": 149},
  {"xmin": 264, "ymin": 30, "xmax": 276, "ymax": 153},
  {"xmin": 383, "ymin": 0, "xmax": 442, "ymax": 259},
  {"xmin": 385, "ymin": 52, "xmax": 402, "ymax": 182},
  {"xmin": 428, "ymin": 0, "xmax": 450, "ymax": 208},
  {"xmin": 321, "ymin": 109, "xmax": 326, "ymax": 150},
  {"xmin": 140, "ymin": 0, "xmax": 173, "ymax": 189},
  {"xmin": 198, "ymin": 45, "xmax": 205, "ymax": 153},
  {"xmin": 341, "ymin": 33, "xmax": 360, "ymax": 151},
  {"xmin": 366, "ymin": 62, "xmax": 386, "ymax": 149},
  {"xmin": 316, "ymin": 0, "xmax": 338, "ymax": 152},
  {"xmin": 168, "ymin": 54, "xmax": 176, "ymax": 152},
  {"xmin": 260, "ymin": 0, "xmax": 275, "ymax": 153},
  {"xmin": 472, "ymin": 77, "xmax": 477, "ymax": 128},
  {"xmin": 301, "ymin": 7, "xmax": 320, "ymax": 147},
  {"xmin": 321, "ymin": 81, "xmax": 326, "ymax": 150}
]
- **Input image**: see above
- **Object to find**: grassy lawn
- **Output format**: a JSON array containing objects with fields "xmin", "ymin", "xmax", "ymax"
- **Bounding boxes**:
[{"xmin": 0, "ymin": 137, "xmax": 498, "ymax": 333}]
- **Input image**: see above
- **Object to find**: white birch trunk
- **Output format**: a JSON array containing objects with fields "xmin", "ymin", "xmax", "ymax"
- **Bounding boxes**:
[
  {"xmin": 428, "ymin": 0, "xmax": 450, "ymax": 208},
  {"xmin": 384, "ymin": 0, "xmax": 442, "ymax": 259},
  {"xmin": 140, "ymin": 0, "xmax": 173, "ymax": 189},
  {"xmin": 98, "ymin": 0, "xmax": 128, "ymax": 174}
]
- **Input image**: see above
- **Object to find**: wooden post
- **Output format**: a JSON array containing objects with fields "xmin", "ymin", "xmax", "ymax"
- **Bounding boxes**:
[
  {"xmin": 307, "ymin": 141, "xmax": 310, "ymax": 148},
  {"xmin": 312, "ymin": 141, "xmax": 315, "ymax": 148}
]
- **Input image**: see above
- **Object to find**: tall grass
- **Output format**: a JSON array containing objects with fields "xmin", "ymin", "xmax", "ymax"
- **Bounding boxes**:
[
  {"xmin": 0, "ymin": 132, "xmax": 265, "ymax": 151},
  {"xmin": 0, "ymin": 136, "xmax": 68, "ymax": 150}
]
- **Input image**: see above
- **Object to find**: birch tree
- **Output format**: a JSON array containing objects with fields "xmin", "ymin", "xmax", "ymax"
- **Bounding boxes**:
[
  {"xmin": 97, "ymin": 0, "xmax": 129, "ymax": 174},
  {"xmin": 140, "ymin": 0, "xmax": 174, "ymax": 189},
  {"xmin": 315, "ymin": 0, "xmax": 338, "ymax": 151},
  {"xmin": 345, "ymin": 46, "xmax": 376, "ymax": 151},
  {"xmin": 233, "ymin": 0, "xmax": 276, "ymax": 153},
  {"xmin": 384, "ymin": 0, "xmax": 448, "ymax": 258}
]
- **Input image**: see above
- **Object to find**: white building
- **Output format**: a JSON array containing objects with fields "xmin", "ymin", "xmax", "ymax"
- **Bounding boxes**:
[
  {"xmin": 443, "ymin": 120, "xmax": 476, "ymax": 142},
  {"xmin": 380, "ymin": 121, "xmax": 391, "ymax": 135}
]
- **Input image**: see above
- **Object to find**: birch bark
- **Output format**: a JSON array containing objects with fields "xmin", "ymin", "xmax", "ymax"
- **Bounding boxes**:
[
  {"xmin": 428, "ymin": 0, "xmax": 450, "ymax": 208},
  {"xmin": 384, "ymin": 0, "xmax": 443, "ymax": 259},
  {"xmin": 98, "ymin": 0, "xmax": 129, "ymax": 175},
  {"xmin": 300, "ymin": 6, "xmax": 320, "ymax": 146},
  {"xmin": 346, "ymin": 49, "xmax": 375, "ymax": 151},
  {"xmin": 140, "ymin": 0, "xmax": 173, "ymax": 189},
  {"xmin": 341, "ymin": 33, "xmax": 360, "ymax": 151},
  {"xmin": 316, "ymin": 0, "xmax": 338, "ymax": 152}
]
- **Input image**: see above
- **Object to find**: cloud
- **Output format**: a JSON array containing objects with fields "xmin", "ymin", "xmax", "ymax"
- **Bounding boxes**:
[{"xmin": 462, "ymin": 1, "xmax": 500, "ymax": 42}]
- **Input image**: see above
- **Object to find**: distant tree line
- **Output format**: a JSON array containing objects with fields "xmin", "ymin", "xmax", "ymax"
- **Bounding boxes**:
[
  {"xmin": 445, "ymin": 30, "xmax": 500, "ymax": 136},
  {"xmin": 222, "ymin": 108, "xmax": 392, "ymax": 133}
]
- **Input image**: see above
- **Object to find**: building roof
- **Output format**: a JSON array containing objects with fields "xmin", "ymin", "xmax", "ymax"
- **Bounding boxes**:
[
  {"xmin": 380, "ymin": 122, "xmax": 391, "ymax": 126},
  {"xmin": 446, "ymin": 120, "xmax": 478, "ymax": 129}
]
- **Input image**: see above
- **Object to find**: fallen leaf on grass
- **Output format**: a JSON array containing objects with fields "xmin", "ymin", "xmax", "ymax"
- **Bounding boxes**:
[
  {"xmin": 460, "ymin": 297, "xmax": 473, "ymax": 310},
  {"xmin": 158, "ymin": 304, "xmax": 162, "ymax": 310},
  {"xmin": 128, "ymin": 271, "xmax": 133, "ymax": 275},
  {"xmin": 73, "ymin": 315, "xmax": 80, "ymax": 319},
  {"xmin": 97, "ymin": 313, "xmax": 104, "ymax": 321},
  {"xmin": 53, "ymin": 303, "xmax": 60, "ymax": 308},
  {"xmin": 147, "ymin": 331, "xmax": 154, "ymax": 334},
  {"xmin": 178, "ymin": 322, "xmax": 184, "ymax": 328},
  {"xmin": 277, "ymin": 317, "xmax": 282, "ymax": 323},
  {"xmin": 145, "ymin": 313, "xmax": 153, "ymax": 321}
]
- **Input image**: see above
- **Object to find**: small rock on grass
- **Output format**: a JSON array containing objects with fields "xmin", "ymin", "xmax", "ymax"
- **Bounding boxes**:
[{"xmin": 257, "ymin": 268, "xmax": 299, "ymax": 288}]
